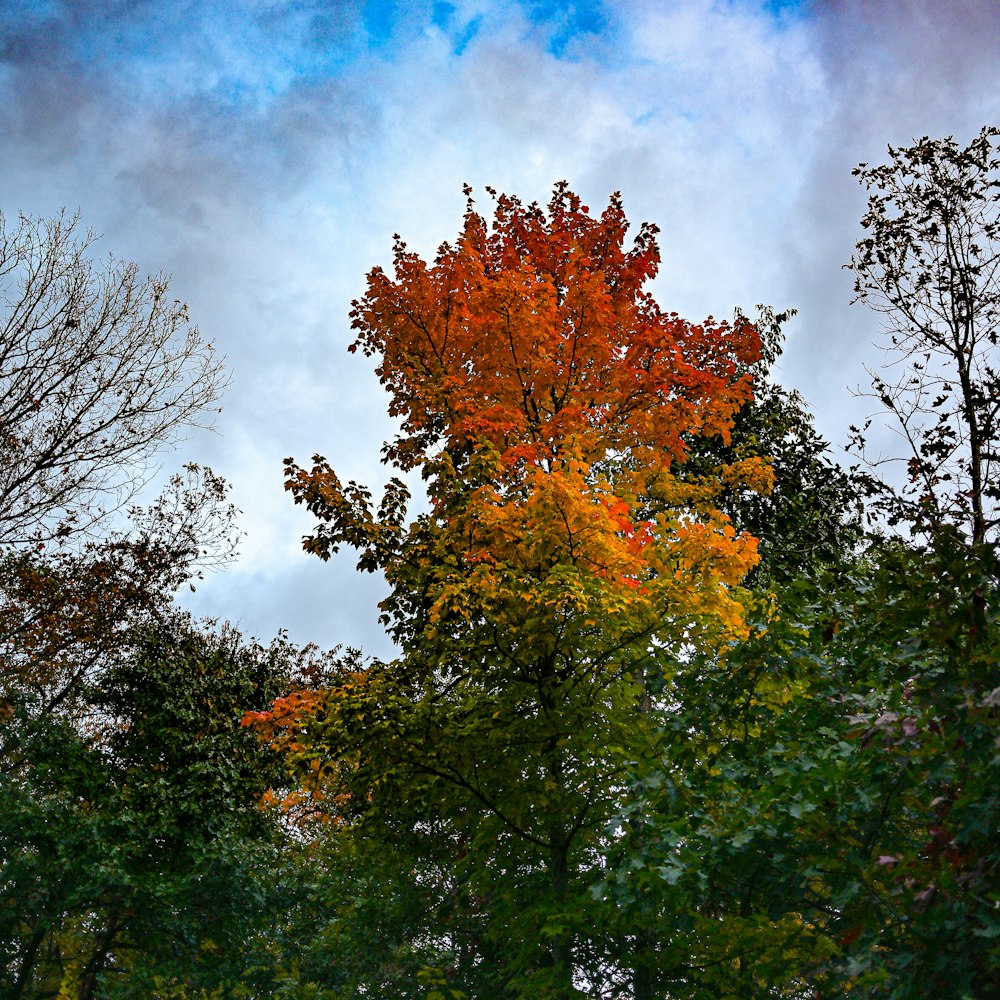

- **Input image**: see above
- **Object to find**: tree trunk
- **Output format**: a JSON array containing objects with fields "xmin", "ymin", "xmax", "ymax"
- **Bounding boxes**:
[{"xmin": 548, "ymin": 833, "xmax": 574, "ymax": 998}]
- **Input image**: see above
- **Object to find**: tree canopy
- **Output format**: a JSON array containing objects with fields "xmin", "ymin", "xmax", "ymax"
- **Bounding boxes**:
[
  {"xmin": 0, "ymin": 209, "xmax": 228, "ymax": 546},
  {"xmin": 3, "ymin": 130, "xmax": 999, "ymax": 999}
]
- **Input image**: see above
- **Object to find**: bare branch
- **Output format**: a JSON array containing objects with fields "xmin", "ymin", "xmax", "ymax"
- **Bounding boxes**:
[
  {"xmin": 847, "ymin": 127, "xmax": 1000, "ymax": 547},
  {"xmin": 0, "ymin": 210, "xmax": 230, "ymax": 545}
]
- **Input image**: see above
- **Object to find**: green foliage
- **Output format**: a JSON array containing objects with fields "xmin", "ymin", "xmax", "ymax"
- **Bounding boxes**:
[
  {"xmin": 596, "ymin": 125, "xmax": 1000, "ymax": 994},
  {"xmin": 600, "ymin": 534, "xmax": 998, "ymax": 997},
  {"xmin": 0, "ymin": 614, "xmax": 291, "ymax": 999}
]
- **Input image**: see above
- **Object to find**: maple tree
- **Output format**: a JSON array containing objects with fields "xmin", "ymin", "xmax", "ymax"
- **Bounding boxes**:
[
  {"xmin": 264, "ymin": 183, "xmax": 773, "ymax": 995},
  {"xmin": 291, "ymin": 183, "xmax": 767, "ymax": 649}
]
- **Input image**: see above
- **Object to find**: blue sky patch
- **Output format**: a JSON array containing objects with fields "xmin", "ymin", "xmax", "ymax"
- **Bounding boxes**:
[
  {"xmin": 431, "ymin": 2, "xmax": 483, "ymax": 56},
  {"xmin": 526, "ymin": 0, "xmax": 607, "ymax": 56},
  {"xmin": 362, "ymin": 0, "xmax": 398, "ymax": 49},
  {"xmin": 760, "ymin": 0, "xmax": 810, "ymax": 19}
]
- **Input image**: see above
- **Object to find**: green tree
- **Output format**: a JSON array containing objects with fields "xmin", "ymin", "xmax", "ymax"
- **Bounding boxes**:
[
  {"xmin": 834, "ymin": 123, "xmax": 1000, "ymax": 996},
  {"xmin": 596, "ymin": 334, "xmax": 870, "ymax": 996},
  {"xmin": 602, "ymin": 127, "xmax": 1000, "ymax": 998},
  {"xmin": 0, "ymin": 614, "xmax": 292, "ymax": 999}
]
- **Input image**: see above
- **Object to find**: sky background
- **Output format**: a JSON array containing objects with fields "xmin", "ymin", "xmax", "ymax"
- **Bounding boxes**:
[{"xmin": 1, "ymin": 0, "xmax": 997, "ymax": 658}]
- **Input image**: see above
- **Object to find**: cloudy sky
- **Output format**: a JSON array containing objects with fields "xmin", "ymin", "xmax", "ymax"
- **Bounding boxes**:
[{"xmin": 1, "ymin": 0, "xmax": 997, "ymax": 657}]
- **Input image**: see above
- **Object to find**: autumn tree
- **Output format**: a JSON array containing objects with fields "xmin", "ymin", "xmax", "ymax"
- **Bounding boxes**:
[
  {"xmin": 271, "ymin": 184, "xmax": 772, "ymax": 996},
  {"xmin": 0, "ymin": 465, "xmax": 239, "ymax": 747}
]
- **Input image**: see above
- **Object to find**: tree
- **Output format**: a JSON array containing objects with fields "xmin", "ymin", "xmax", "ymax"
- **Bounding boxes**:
[
  {"xmin": 267, "ymin": 183, "xmax": 772, "ymax": 996},
  {"xmin": 839, "ymin": 125, "xmax": 1000, "ymax": 996},
  {"xmin": 600, "ymin": 129, "xmax": 1000, "ymax": 998},
  {"xmin": 0, "ymin": 213, "xmax": 254, "ymax": 998},
  {"xmin": 0, "ymin": 209, "xmax": 238, "ymax": 734},
  {"xmin": 0, "ymin": 209, "xmax": 228, "ymax": 546},
  {"xmin": 848, "ymin": 125, "xmax": 1000, "ymax": 547},
  {"xmin": 0, "ymin": 614, "xmax": 293, "ymax": 1000}
]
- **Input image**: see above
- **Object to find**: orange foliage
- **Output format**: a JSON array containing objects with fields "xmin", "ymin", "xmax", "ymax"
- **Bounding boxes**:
[
  {"xmin": 242, "ymin": 675, "xmax": 369, "ymax": 827},
  {"xmin": 317, "ymin": 184, "xmax": 769, "ymax": 641},
  {"xmin": 350, "ymin": 183, "xmax": 760, "ymax": 477},
  {"xmin": 281, "ymin": 190, "xmax": 770, "ymax": 688}
]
